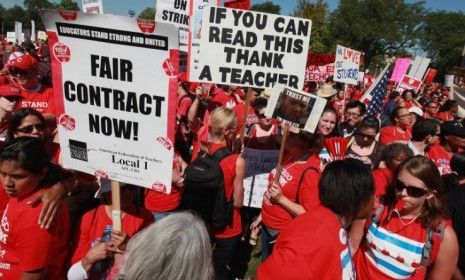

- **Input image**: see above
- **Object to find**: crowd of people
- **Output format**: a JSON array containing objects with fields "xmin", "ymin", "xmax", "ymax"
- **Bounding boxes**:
[{"xmin": 0, "ymin": 33, "xmax": 465, "ymax": 280}]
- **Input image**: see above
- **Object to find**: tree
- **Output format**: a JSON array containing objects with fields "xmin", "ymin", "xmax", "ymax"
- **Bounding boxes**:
[
  {"xmin": 329, "ymin": 0, "xmax": 425, "ymax": 70},
  {"xmin": 3, "ymin": 5, "xmax": 27, "ymax": 33},
  {"xmin": 420, "ymin": 11, "xmax": 465, "ymax": 78},
  {"xmin": 23, "ymin": 0, "xmax": 54, "ymax": 31},
  {"xmin": 54, "ymin": 0, "xmax": 80, "ymax": 11},
  {"xmin": 250, "ymin": 1, "xmax": 281, "ymax": 15},
  {"xmin": 293, "ymin": 0, "xmax": 333, "ymax": 53},
  {"xmin": 138, "ymin": 7, "xmax": 155, "ymax": 20}
]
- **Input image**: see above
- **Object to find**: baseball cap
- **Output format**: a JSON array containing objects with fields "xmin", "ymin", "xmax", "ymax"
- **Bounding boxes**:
[
  {"xmin": 442, "ymin": 121, "xmax": 465, "ymax": 137},
  {"xmin": 6, "ymin": 54, "xmax": 38, "ymax": 71},
  {"xmin": 0, "ymin": 85, "xmax": 21, "ymax": 97}
]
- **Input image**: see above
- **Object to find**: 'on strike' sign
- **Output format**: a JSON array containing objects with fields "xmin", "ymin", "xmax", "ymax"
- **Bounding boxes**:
[{"xmin": 194, "ymin": 6, "xmax": 311, "ymax": 89}]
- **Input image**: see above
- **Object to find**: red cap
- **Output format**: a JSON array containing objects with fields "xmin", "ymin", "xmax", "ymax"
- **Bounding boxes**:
[
  {"xmin": 0, "ymin": 85, "xmax": 21, "ymax": 97},
  {"xmin": 6, "ymin": 54, "xmax": 38, "ymax": 70}
]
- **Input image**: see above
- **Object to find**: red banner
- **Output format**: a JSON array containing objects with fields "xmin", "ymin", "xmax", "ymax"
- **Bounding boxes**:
[
  {"xmin": 224, "ymin": 0, "xmax": 250, "ymax": 10},
  {"xmin": 307, "ymin": 52, "xmax": 335, "ymax": 66},
  {"xmin": 423, "ymin": 68, "xmax": 437, "ymax": 85}
]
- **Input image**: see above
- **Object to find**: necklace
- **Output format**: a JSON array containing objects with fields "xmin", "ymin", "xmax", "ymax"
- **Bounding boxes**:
[{"xmin": 392, "ymin": 210, "xmax": 421, "ymax": 226}]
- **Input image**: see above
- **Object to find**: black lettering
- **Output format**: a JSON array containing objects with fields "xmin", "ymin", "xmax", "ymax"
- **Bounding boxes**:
[
  {"xmin": 153, "ymin": 96, "xmax": 165, "ymax": 117},
  {"xmin": 209, "ymin": 26, "xmax": 221, "ymax": 42},
  {"xmin": 125, "ymin": 92, "xmax": 138, "ymax": 113},
  {"xmin": 113, "ymin": 89, "xmax": 125, "ymax": 110},
  {"xmin": 139, "ymin": 94, "xmax": 152, "ymax": 115},
  {"xmin": 224, "ymin": 47, "xmax": 235, "ymax": 63},
  {"xmin": 231, "ymin": 9, "xmax": 243, "ymax": 26},
  {"xmin": 199, "ymin": 65, "xmax": 212, "ymax": 81},
  {"xmin": 120, "ymin": 59, "xmax": 133, "ymax": 82},
  {"xmin": 113, "ymin": 118, "xmax": 132, "ymax": 139},
  {"xmin": 219, "ymin": 67, "xmax": 231, "ymax": 82},
  {"xmin": 214, "ymin": 7, "xmax": 227, "ymax": 24},
  {"xmin": 77, "ymin": 83, "xmax": 89, "ymax": 103},
  {"xmin": 89, "ymin": 113, "xmax": 100, "ymax": 134},
  {"xmin": 293, "ymin": 39, "xmax": 303, "ymax": 54},
  {"xmin": 90, "ymin": 54, "xmax": 99, "ymax": 77},
  {"xmin": 274, "ymin": 17, "xmax": 285, "ymax": 33},
  {"xmin": 64, "ymin": 81, "xmax": 76, "ymax": 101}
]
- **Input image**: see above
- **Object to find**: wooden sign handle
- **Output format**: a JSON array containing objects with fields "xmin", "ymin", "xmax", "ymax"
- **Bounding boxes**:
[
  {"xmin": 274, "ymin": 124, "xmax": 289, "ymax": 184},
  {"xmin": 240, "ymin": 88, "xmax": 252, "ymax": 145},
  {"xmin": 111, "ymin": 180, "xmax": 122, "ymax": 232}
]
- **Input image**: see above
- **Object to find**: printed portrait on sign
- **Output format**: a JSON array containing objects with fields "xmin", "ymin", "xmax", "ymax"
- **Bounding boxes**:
[{"xmin": 272, "ymin": 89, "xmax": 314, "ymax": 128}]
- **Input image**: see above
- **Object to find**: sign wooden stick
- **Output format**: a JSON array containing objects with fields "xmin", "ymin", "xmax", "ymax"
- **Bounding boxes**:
[
  {"xmin": 240, "ymin": 88, "xmax": 252, "ymax": 144},
  {"xmin": 111, "ymin": 180, "xmax": 122, "ymax": 232},
  {"xmin": 274, "ymin": 124, "xmax": 289, "ymax": 184}
]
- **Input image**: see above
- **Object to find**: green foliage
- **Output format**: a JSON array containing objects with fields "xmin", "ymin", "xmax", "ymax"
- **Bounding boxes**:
[
  {"xmin": 293, "ymin": 0, "xmax": 333, "ymax": 53},
  {"xmin": 138, "ymin": 7, "xmax": 155, "ymax": 20},
  {"xmin": 329, "ymin": 0, "xmax": 426, "ymax": 70},
  {"xmin": 420, "ymin": 11, "xmax": 465, "ymax": 76},
  {"xmin": 250, "ymin": 1, "xmax": 281, "ymax": 15},
  {"xmin": 54, "ymin": 0, "xmax": 80, "ymax": 11},
  {"xmin": 3, "ymin": 5, "xmax": 28, "ymax": 32}
]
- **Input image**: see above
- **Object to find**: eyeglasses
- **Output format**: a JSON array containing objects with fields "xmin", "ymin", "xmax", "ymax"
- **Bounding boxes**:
[
  {"xmin": 3, "ymin": 96, "xmax": 21, "ymax": 102},
  {"xmin": 345, "ymin": 112, "xmax": 360, "ymax": 118},
  {"xmin": 356, "ymin": 131, "xmax": 376, "ymax": 140},
  {"xmin": 15, "ymin": 123, "xmax": 45, "ymax": 134},
  {"xmin": 394, "ymin": 179, "xmax": 430, "ymax": 198}
]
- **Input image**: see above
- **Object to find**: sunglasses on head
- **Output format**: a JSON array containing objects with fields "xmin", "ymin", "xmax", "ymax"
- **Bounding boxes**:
[
  {"xmin": 15, "ymin": 123, "xmax": 45, "ymax": 134},
  {"xmin": 394, "ymin": 179, "xmax": 430, "ymax": 198}
]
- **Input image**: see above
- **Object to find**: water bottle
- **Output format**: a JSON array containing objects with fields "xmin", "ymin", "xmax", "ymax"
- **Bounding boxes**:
[{"xmin": 91, "ymin": 225, "xmax": 112, "ymax": 279}]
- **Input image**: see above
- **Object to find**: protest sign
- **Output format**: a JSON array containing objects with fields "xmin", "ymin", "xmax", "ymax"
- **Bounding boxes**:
[
  {"xmin": 334, "ymin": 45, "xmax": 362, "ymax": 85},
  {"xmin": 397, "ymin": 75, "xmax": 422, "ymax": 92},
  {"xmin": 305, "ymin": 64, "xmax": 334, "ymax": 83},
  {"xmin": 187, "ymin": 0, "xmax": 219, "ymax": 81},
  {"xmin": 82, "ymin": 0, "xmax": 103, "ymax": 14},
  {"xmin": 408, "ymin": 56, "xmax": 430, "ymax": 80},
  {"xmin": 6, "ymin": 32, "xmax": 16, "ymax": 43},
  {"xmin": 31, "ymin": 20, "xmax": 36, "ymax": 41},
  {"xmin": 14, "ymin": 21, "xmax": 22, "ymax": 44},
  {"xmin": 423, "ymin": 68, "xmax": 437, "ymax": 85},
  {"xmin": 37, "ymin": 30, "xmax": 48, "ymax": 41},
  {"xmin": 40, "ymin": 10, "xmax": 178, "ymax": 192},
  {"xmin": 445, "ymin": 75, "xmax": 454, "ymax": 87},
  {"xmin": 265, "ymin": 84, "xmax": 326, "ymax": 132},
  {"xmin": 242, "ymin": 148, "xmax": 279, "ymax": 208},
  {"xmin": 390, "ymin": 58, "xmax": 411, "ymax": 83},
  {"xmin": 307, "ymin": 52, "xmax": 335, "ymax": 66},
  {"xmin": 193, "ymin": 6, "xmax": 311, "ymax": 89},
  {"xmin": 156, "ymin": 0, "xmax": 190, "ymax": 52}
]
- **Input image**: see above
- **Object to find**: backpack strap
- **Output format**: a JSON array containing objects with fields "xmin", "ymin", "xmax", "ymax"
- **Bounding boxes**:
[
  {"xmin": 210, "ymin": 147, "xmax": 231, "ymax": 162},
  {"xmin": 421, "ymin": 219, "xmax": 446, "ymax": 267},
  {"xmin": 296, "ymin": 167, "xmax": 318, "ymax": 204}
]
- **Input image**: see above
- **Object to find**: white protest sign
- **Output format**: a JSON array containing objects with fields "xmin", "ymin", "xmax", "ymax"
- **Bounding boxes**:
[
  {"xmin": 242, "ymin": 148, "xmax": 279, "ymax": 208},
  {"xmin": 194, "ymin": 6, "xmax": 311, "ymax": 89},
  {"xmin": 31, "ymin": 20, "xmax": 36, "ymax": 41},
  {"xmin": 445, "ymin": 75, "xmax": 454, "ymax": 87},
  {"xmin": 82, "ymin": 0, "xmax": 104, "ymax": 14},
  {"xmin": 408, "ymin": 56, "xmax": 430, "ymax": 80},
  {"xmin": 187, "ymin": 0, "xmax": 219, "ymax": 81},
  {"xmin": 396, "ymin": 75, "xmax": 422, "ymax": 92},
  {"xmin": 156, "ymin": 0, "xmax": 190, "ymax": 52},
  {"xmin": 334, "ymin": 45, "xmax": 361, "ymax": 85},
  {"xmin": 265, "ymin": 84, "xmax": 327, "ymax": 132},
  {"xmin": 6, "ymin": 32, "xmax": 16, "ymax": 43},
  {"xmin": 14, "ymin": 21, "xmax": 23, "ymax": 44},
  {"xmin": 305, "ymin": 63, "xmax": 334, "ymax": 82},
  {"xmin": 40, "ymin": 10, "xmax": 178, "ymax": 192}
]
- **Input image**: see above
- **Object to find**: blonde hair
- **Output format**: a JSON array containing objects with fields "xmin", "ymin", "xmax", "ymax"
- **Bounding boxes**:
[{"xmin": 209, "ymin": 107, "xmax": 237, "ymax": 139}]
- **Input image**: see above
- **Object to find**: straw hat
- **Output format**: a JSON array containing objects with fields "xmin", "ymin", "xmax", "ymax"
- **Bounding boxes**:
[{"xmin": 316, "ymin": 84, "xmax": 337, "ymax": 98}]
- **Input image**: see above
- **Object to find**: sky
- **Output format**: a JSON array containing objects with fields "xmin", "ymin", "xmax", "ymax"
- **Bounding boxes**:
[{"xmin": 3, "ymin": 0, "xmax": 465, "ymax": 17}]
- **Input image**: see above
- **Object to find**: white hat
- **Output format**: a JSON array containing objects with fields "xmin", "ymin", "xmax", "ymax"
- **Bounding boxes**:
[
  {"xmin": 408, "ymin": 106, "xmax": 423, "ymax": 116},
  {"xmin": 316, "ymin": 84, "xmax": 337, "ymax": 98}
]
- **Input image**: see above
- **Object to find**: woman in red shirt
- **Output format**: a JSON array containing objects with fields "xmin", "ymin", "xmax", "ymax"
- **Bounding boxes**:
[
  {"xmin": 204, "ymin": 107, "xmax": 245, "ymax": 280},
  {"xmin": 438, "ymin": 100, "xmax": 458, "ymax": 122},
  {"xmin": 0, "ymin": 137, "xmax": 70, "ymax": 279}
]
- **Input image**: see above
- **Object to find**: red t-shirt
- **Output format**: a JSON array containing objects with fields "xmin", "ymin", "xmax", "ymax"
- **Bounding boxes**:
[
  {"xmin": 257, "ymin": 205, "xmax": 356, "ymax": 280},
  {"xmin": 261, "ymin": 154, "xmax": 321, "ymax": 231},
  {"xmin": 354, "ymin": 206, "xmax": 447, "ymax": 280},
  {"xmin": 379, "ymin": 126, "xmax": 412, "ymax": 145},
  {"xmin": 426, "ymin": 143, "xmax": 453, "ymax": 175},
  {"xmin": 209, "ymin": 143, "xmax": 243, "ymax": 239},
  {"xmin": 145, "ymin": 154, "xmax": 183, "ymax": 212},
  {"xmin": 212, "ymin": 90, "xmax": 237, "ymax": 108},
  {"xmin": 70, "ymin": 204, "xmax": 153, "ymax": 265},
  {"xmin": 0, "ymin": 188, "xmax": 70, "ymax": 279},
  {"xmin": 372, "ymin": 168, "xmax": 393, "ymax": 197},
  {"xmin": 437, "ymin": 112, "xmax": 454, "ymax": 121},
  {"xmin": 18, "ymin": 85, "xmax": 55, "ymax": 115},
  {"xmin": 177, "ymin": 95, "xmax": 193, "ymax": 117},
  {"xmin": 232, "ymin": 102, "xmax": 257, "ymax": 136},
  {"xmin": 246, "ymin": 125, "xmax": 279, "ymax": 150}
]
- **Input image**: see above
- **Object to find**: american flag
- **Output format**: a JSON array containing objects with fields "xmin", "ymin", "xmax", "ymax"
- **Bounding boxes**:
[{"xmin": 360, "ymin": 64, "xmax": 391, "ymax": 116}]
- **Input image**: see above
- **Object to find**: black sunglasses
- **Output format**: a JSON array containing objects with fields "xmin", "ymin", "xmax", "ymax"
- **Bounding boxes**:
[
  {"xmin": 356, "ymin": 131, "xmax": 376, "ymax": 140},
  {"xmin": 394, "ymin": 179, "xmax": 430, "ymax": 198},
  {"xmin": 15, "ymin": 123, "xmax": 46, "ymax": 134}
]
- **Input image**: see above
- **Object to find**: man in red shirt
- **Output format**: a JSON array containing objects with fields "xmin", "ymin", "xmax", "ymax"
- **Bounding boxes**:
[
  {"xmin": 379, "ymin": 107, "xmax": 412, "ymax": 145},
  {"xmin": 257, "ymin": 159, "xmax": 374, "ymax": 280}
]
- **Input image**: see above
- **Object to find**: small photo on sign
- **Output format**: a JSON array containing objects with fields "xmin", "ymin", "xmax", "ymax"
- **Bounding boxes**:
[
  {"xmin": 271, "ymin": 89, "xmax": 314, "ymax": 128},
  {"xmin": 266, "ymin": 84, "xmax": 327, "ymax": 133}
]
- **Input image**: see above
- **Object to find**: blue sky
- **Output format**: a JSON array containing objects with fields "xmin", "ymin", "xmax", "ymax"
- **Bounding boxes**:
[{"xmin": 3, "ymin": 0, "xmax": 465, "ymax": 16}]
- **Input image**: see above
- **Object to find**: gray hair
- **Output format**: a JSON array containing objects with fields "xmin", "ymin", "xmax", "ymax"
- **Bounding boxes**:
[{"xmin": 116, "ymin": 212, "xmax": 213, "ymax": 280}]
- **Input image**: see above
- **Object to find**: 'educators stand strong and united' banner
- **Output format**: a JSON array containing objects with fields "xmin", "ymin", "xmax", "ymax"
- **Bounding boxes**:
[
  {"xmin": 195, "ymin": 6, "xmax": 311, "ymax": 89},
  {"xmin": 40, "ymin": 10, "xmax": 178, "ymax": 192}
]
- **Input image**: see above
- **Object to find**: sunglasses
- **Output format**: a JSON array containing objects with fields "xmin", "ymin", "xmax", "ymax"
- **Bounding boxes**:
[
  {"xmin": 3, "ymin": 96, "xmax": 21, "ymax": 102},
  {"xmin": 9, "ymin": 69, "xmax": 32, "ymax": 78},
  {"xmin": 15, "ymin": 123, "xmax": 46, "ymax": 134},
  {"xmin": 356, "ymin": 132, "xmax": 376, "ymax": 140},
  {"xmin": 394, "ymin": 179, "xmax": 430, "ymax": 198},
  {"xmin": 257, "ymin": 113, "xmax": 268, "ymax": 119}
]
